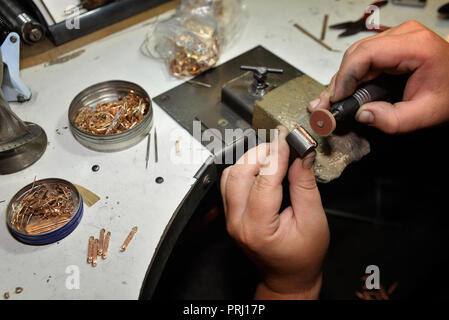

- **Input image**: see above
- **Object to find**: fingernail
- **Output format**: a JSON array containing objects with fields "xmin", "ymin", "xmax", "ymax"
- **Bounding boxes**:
[
  {"xmin": 302, "ymin": 152, "xmax": 316, "ymax": 170},
  {"xmin": 276, "ymin": 125, "xmax": 288, "ymax": 139},
  {"xmin": 308, "ymin": 98, "xmax": 320, "ymax": 110},
  {"xmin": 356, "ymin": 110, "xmax": 374, "ymax": 124}
]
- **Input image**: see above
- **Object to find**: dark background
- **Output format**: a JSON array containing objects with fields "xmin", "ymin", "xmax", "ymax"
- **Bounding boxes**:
[{"xmin": 153, "ymin": 123, "xmax": 449, "ymax": 300}]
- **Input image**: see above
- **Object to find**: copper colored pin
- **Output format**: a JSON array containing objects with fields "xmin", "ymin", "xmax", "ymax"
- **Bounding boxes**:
[
  {"xmin": 92, "ymin": 239, "xmax": 98, "ymax": 267},
  {"xmin": 87, "ymin": 236, "xmax": 94, "ymax": 264},
  {"xmin": 121, "ymin": 226, "xmax": 138, "ymax": 252},
  {"xmin": 98, "ymin": 229, "xmax": 105, "ymax": 256},
  {"xmin": 294, "ymin": 123, "xmax": 318, "ymax": 147},
  {"xmin": 321, "ymin": 14, "xmax": 329, "ymax": 41},
  {"xmin": 102, "ymin": 231, "xmax": 111, "ymax": 260},
  {"xmin": 309, "ymin": 109, "xmax": 336, "ymax": 136},
  {"xmin": 15, "ymin": 287, "xmax": 23, "ymax": 294},
  {"xmin": 175, "ymin": 140, "xmax": 180, "ymax": 155}
]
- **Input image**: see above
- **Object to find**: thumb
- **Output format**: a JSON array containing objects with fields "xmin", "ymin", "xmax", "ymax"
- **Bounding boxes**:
[
  {"xmin": 355, "ymin": 101, "xmax": 401, "ymax": 134},
  {"xmin": 288, "ymin": 152, "xmax": 323, "ymax": 224}
]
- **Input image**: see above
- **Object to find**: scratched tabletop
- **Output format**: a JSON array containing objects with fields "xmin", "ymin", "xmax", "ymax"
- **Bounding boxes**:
[{"xmin": 1, "ymin": 0, "xmax": 448, "ymax": 299}]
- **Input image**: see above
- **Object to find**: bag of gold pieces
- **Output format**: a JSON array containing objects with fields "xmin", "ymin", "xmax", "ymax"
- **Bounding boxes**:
[
  {"xmin": 168, "ymin": 21, "xmax": 220, "ymax": 78},
  {"xmin": 87, "ymin": 229, "xmax": 111, "ymax": 267},
  {"xmin": 74, "ymin": 91, "xmax": 149, "ymax": 135}
]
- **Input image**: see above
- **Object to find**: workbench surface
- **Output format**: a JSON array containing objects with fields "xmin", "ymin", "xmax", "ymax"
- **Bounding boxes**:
[{"xmin": 1, "ymin": 0, "xmax": 448, "ymax": 300}]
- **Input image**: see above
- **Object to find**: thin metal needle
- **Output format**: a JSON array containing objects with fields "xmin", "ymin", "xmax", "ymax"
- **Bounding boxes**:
[
  {"xmin": 154, "ymin": 128, "xmax": 158, "ymax": 163},
  {"xmin": 321, "ymin": 14, "xmax": 329, "ymax": 41},
  {"xmin": 293, "ymin": 23, "xmax": 339, "ymax": 52},
  {"xmin": 145, "ymin": 133, "xmax": 151, "ymax": 169}
]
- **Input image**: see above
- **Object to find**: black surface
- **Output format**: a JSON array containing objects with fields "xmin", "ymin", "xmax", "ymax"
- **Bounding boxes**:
[
  {"xmin": 44, "ymin": 0, "xmax": 170, "ymax": 45},
  {"xmin": 153, "ymin": 123, "xmax": 449, "ymax": 300},
  {"xmin": 139, "ymin": 157, "xmax": 217, "ymax": 300}
]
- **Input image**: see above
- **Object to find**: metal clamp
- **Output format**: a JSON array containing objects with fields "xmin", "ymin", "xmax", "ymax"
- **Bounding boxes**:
[
  {"xmin": 240, "ymin": 65, "xmax": 283, "ymax": 97},
  {"xmin": 1, "ymin": 32, "xmax": 31, "ymax": 102}
]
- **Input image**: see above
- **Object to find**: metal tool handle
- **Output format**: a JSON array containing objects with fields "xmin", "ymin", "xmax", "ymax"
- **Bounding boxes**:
[
  {"xmin": 330, "ymin": 73, "xmax": 408, "ymax": 122},
  {"xmin": 240, "ymin": 65, "xmax": 284, "ymax": 75},
  {"xmin": 0, "ymin": 0, "xmax": 44, "ymax": 43},
  {"xmin": 240, "ymin": 65, "xmax": 283, "ymax": 82}
]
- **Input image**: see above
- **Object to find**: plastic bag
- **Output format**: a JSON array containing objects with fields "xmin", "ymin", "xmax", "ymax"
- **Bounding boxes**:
[{"xmin": 141, "ymin": 0, "xmax": 247, "ymax": 78}]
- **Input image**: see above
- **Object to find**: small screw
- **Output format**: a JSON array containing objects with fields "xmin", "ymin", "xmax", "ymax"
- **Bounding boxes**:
[
  {"xmin": 17, "ymin": 94, "xmax": 26, "ymax": 102},
  {"xmin": 10, "ymin": 36, "xmax": 17, "ymax": 43},
  {"xmin": 203, "ymin": 175, "xmax": 212, "ymax": 187},
  {"xmin": 92, "ymin": 165, "xmax": 100, "ymax": 172},
  {"xmin": 155, "ymin": 177, "xmax": 164, "ymax": 184}
]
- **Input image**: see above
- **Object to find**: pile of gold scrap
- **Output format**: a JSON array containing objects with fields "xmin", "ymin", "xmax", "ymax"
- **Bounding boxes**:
[
  {"xmin": 169, "ymin": 24, "xmax": 220, "ymax": 78},
  {"xmin": 356, "ymin": 275, "xmax": 399, "ymax": 300},
  {"xmin": 170, "ymin": 48, "xmax": 219, "ymax": 77},
  {"xmin": 87, "ymin": 229, "xmax": 111, "ymax": 267},
  {"xmin": 74, "ymin": 91, "xmax": 149, "ymax": 135},
  {"xmin": 10, "ymin": 182, "xmax": 76, "ymax": 234}
]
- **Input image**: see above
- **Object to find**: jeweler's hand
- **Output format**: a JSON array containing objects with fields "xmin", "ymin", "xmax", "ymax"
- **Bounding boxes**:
[
  {"xmin": 220, "ymin": 126, "xmax": 329, "ymax": 300},
  {"xmin": 308, "ymin": 21, "xmax": 449, "ymax": 134}
]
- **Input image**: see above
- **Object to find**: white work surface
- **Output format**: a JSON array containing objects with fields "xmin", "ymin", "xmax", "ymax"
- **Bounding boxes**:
[{"xmin": 1, "ymin": 0, "xmax": 448, "ymax": 299}]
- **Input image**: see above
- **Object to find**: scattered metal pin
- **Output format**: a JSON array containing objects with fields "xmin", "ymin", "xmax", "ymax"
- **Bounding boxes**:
[
  {"xmin": 92, "ymin": 239, "xmax": 98, "ymax": 267},
  {"xmin": 154, "ymin": 128, "xmax": 158, "ymax": 163},
  {"xmin": 120, "ymin": 226, "xmax": 138, "ymax": 252},
  {"xmin": 187, "ymin": 80, "xmax": 212, "ymax": 88},
  {"xmin": 87, "ymin": 236, "xmax": 94, "ymax": 264},
  {"xmin": 293, "ymin": 23, "xmax": 338, "ymax": 52},
  {"xmin": 145, "ymin": 133, "xmax": 151, "ymax": 169},
  {"xmin": 102, "ymin": 231, "xmax": 111, "ymax": 260},
  {"xmin": 98, "ymin": 229, "xmax": 105, "ymax": 256},
  {"xmin": 175, "ymin": 140, "xmax": 180, "ymax": 155},
  {"xmin": 321, "ymin": 14, "xmax": 329, "ymax": 41}
]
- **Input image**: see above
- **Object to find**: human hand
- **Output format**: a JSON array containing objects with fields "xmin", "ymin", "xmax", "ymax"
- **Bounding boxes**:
[
  {"xmin": 220, "ymin": 126, "xmax": 329, "ymax": 300},
  {"xmin": 308, "ymin": 21, "xmax": 449, "ymax": 134}
]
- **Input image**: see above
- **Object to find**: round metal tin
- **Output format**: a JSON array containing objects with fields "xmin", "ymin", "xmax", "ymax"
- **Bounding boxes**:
[
  {"xmin": 68, "ymin": 80, "xmax": 153, "ymax": 152},
  {"xmin": 6, "ymin": 178, "xmax": 83, "ymax": 245}
]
